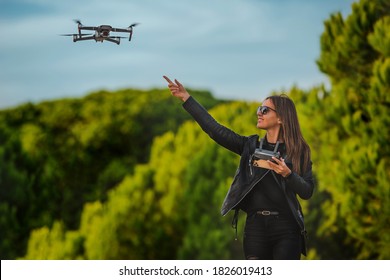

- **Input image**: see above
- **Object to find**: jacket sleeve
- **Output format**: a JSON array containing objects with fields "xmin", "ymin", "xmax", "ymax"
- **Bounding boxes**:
[
  {"xmin": 285, "ymin": 161, "xmax": 315, "ymax": 200},
  {"xmin": 182, "ymin": 96, "xmax": 247, "ymax": 155}
]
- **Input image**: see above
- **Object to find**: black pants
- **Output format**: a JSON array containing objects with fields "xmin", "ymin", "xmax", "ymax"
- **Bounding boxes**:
[{"xmin": 243, "ymin": 212, "xmax": 301, "ymax": 260}]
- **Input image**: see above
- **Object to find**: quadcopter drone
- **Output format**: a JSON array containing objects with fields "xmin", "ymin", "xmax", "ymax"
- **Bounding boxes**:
[{"xmin": 61, "ymin": 20, "xmax": 139, "ymax": 45}]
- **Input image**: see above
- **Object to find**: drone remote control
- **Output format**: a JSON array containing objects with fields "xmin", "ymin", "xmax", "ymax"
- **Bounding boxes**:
[
  {"xmin": 251, "ymin": 138, "xmax": 281, "ymax": 167},
  {"xmin": 252, "ymin": 148, "xmax": 280, "ymax": 162}
]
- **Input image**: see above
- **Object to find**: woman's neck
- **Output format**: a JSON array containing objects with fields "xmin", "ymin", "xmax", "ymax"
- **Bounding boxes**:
[{"xmin": 266, "ymin": 128, "xmax": 281, "ymax": 144}]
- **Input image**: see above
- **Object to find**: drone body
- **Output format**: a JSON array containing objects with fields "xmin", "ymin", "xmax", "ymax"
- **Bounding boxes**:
[{"xmin": 62, "ymin": 20, "xmax": 139, "ymax": 45}]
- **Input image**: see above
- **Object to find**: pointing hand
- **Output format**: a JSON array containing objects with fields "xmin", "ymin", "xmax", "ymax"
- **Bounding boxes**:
[{"xmin": 163, "ymin": 76, "xmax": 190, "ymax": 102}]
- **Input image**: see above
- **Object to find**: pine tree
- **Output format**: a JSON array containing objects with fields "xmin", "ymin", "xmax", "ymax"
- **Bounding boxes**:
[{"xmin": 314, "ymin": 0, "xmax": 390, "ymax": 259}]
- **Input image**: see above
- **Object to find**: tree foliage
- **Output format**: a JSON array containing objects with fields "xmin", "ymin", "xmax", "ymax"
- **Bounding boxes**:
[
  {"xmin": 313, "ymin": 0, "xmax": 390, "ymax": 259},
  {"xmin": 0, "ymin": 88, "xmax": 221, "ymax": 259}
]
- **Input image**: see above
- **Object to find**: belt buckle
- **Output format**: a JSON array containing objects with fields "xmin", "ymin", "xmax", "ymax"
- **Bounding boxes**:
[{"xmin": 261, "ymin": 210, "xmax": 271, "ymax": 216}]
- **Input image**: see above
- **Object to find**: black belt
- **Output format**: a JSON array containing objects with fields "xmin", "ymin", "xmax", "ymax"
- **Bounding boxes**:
[{"xmin": 256, "ymin": 210, "xmax": 279, "ymax": 216}]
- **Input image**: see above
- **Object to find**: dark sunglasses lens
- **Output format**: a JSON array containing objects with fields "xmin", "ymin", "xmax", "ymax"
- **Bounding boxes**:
[{"xmin": 257, "ymin": 106, "xmax": 269, "ymax": 115}]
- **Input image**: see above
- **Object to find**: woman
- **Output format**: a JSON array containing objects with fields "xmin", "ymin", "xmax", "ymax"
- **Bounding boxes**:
[{"xmin": 163, "ymin": 76, "xmax": 315, "ymax": 260}]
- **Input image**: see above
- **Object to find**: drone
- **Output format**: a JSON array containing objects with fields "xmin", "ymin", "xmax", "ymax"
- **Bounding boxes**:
[{"xmin": 61, "ymin": 20, "xmax": 139, "ymax": 45}]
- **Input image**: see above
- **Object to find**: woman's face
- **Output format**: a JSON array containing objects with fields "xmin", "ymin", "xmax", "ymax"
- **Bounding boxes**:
[{"xmin": 256, "ymin": 99, "xmax": 281, "ymax": 130}]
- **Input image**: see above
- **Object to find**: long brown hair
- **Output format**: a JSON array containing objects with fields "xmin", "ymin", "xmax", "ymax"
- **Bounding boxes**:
[{"xmin": 266, "ymin": 94, "xmax": 311, "ymax": 175}]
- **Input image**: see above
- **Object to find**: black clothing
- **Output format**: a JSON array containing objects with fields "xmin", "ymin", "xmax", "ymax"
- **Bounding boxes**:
[
  {"xmin": 244, "ymin": 214, "xmax": 301, "ymax": 260},
  {"xmin": 239, "ymin": 142, "xmax": 291, "ymax": 216},
  {"xmin": 182, "ymin": 96, "xmax": 315, "ymax": 257},
  {"xmin": 240, "ymin": 171, "xmax": 292, "ymax": 217}
]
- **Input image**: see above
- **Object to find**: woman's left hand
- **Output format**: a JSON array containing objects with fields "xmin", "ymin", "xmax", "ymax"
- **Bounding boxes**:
[{"xmin": 267, "ymin": 157, "xmax": 292, "ymax": 178}]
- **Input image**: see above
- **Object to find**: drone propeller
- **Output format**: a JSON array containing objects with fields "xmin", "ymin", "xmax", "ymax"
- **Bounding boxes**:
[
  {"xmin": 74, "ymin": 19, "xmax": 83, "ymax": 25},
  {"xmin": 127, "ymin": 23, "xmax": 139, "ymax": 41},
  {"xmin": 60, "ymin": 33, "xmax": 92, "ymax": 36}
]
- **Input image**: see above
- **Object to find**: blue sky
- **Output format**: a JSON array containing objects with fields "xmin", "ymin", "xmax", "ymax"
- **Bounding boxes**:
[{"xmin": 0, "ymin": 0, "xmax": 356, "ymax": 109}]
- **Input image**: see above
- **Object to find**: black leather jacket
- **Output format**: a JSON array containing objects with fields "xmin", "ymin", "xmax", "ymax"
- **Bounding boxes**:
[{"xmin": 183, "ymin": 96, "xmax": 315, "ymax": 255}]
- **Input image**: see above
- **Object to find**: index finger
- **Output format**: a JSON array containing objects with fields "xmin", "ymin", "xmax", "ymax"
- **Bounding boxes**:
[{"xmin": 163, "ymin": 76, "xmax": 174, "ymax": 85}]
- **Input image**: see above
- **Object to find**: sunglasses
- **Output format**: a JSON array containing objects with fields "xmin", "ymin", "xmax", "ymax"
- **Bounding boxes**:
[{"xmin": 257, "ymin": 106, "xmax": 277, "ymax": 115}]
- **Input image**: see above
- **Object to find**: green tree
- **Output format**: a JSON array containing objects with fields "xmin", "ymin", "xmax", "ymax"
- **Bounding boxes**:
[
  {"xmin": 313, "ymin": 0, "xmax": 390, "ymax": 259},
  {"xmin": 0, "ymin": 88, "xmax": 222, "ymax": 259}
]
